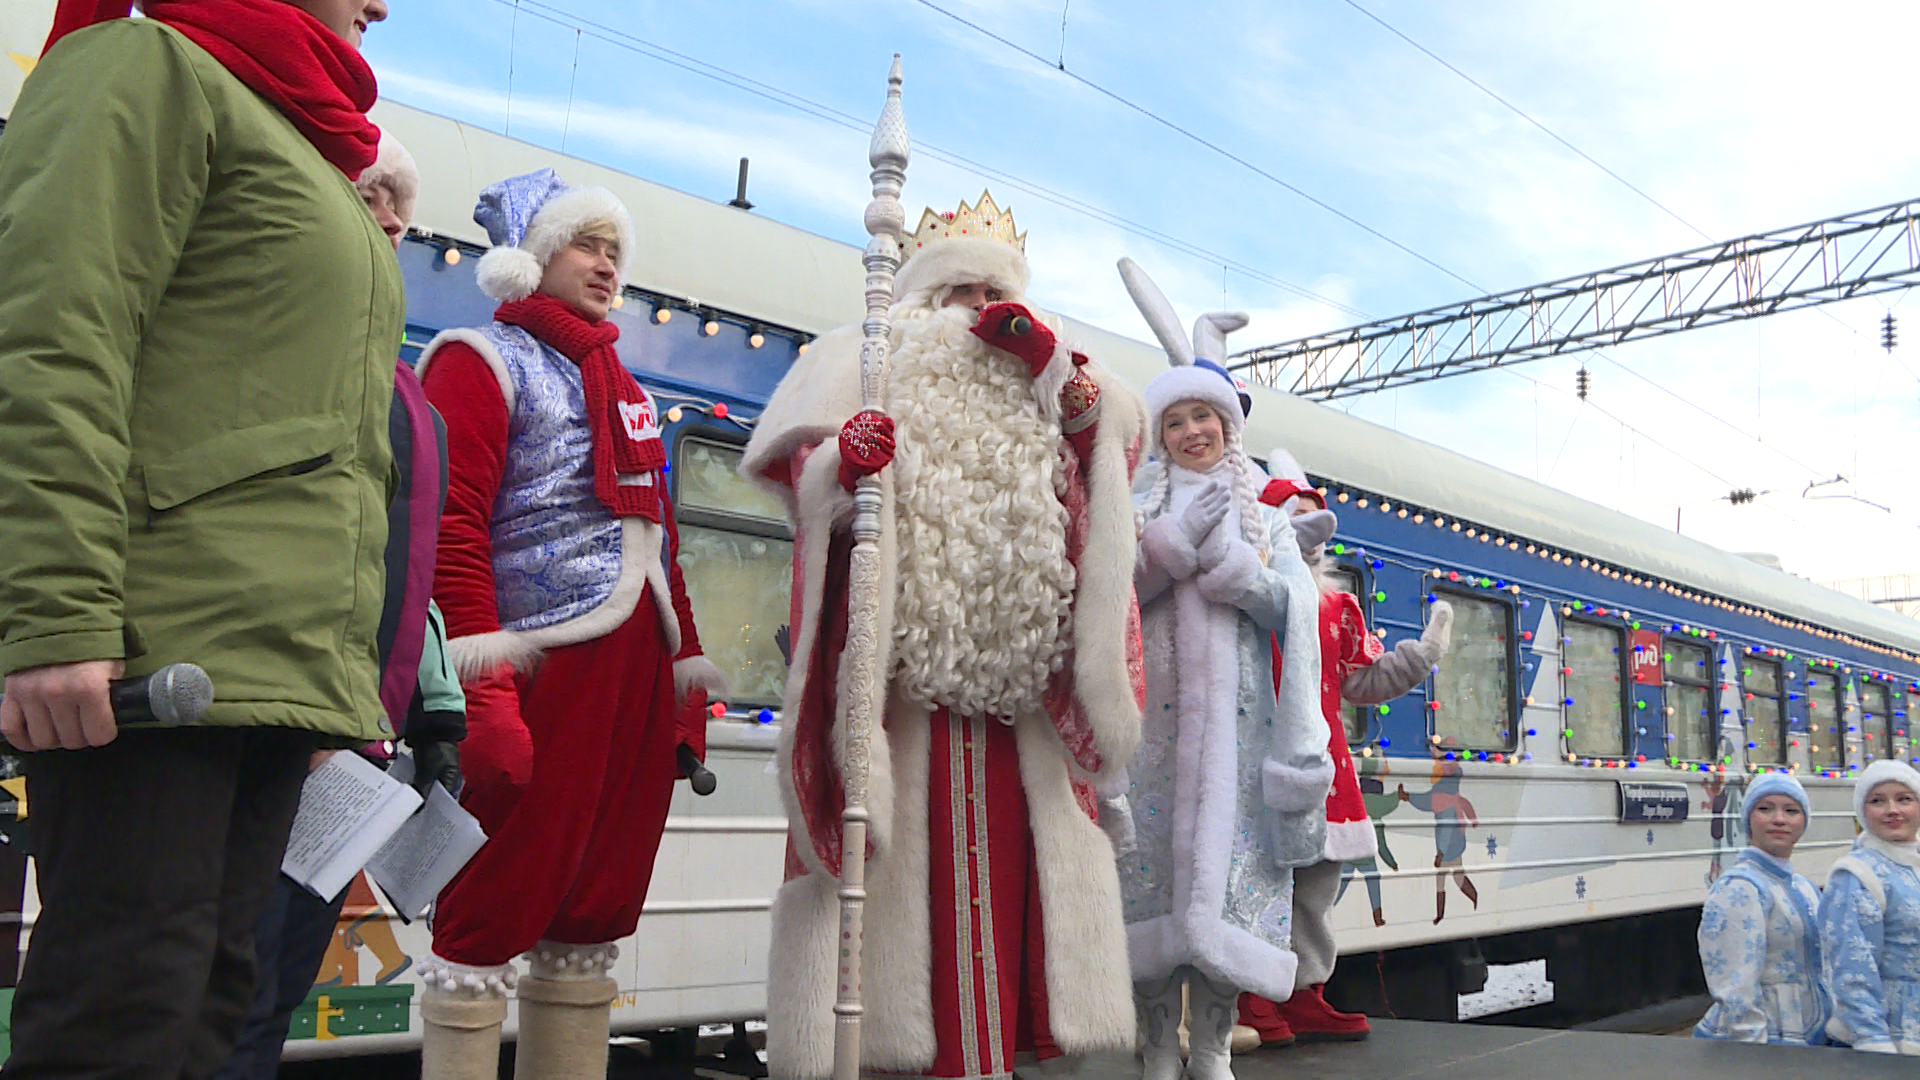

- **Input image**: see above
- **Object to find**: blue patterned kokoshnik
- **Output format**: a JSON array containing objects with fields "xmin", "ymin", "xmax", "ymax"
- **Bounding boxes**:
[{"xmin": 479, "ymin": 322, "xmax": 630, "ymax": 632}]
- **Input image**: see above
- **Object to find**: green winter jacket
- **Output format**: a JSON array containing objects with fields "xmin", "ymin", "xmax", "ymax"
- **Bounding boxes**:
[{"xmin": 0, "ymin": 21, "xmax": 404, "ymax": 743}]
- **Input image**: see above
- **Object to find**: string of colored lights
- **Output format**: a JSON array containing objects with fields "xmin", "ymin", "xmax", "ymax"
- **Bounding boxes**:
[{"xmin": 1312, "ymin": 477, "xmax": 1915, "ymax": 778}]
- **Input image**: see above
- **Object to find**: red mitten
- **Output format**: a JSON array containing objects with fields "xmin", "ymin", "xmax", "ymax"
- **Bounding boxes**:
[
  {"xmin": 837, "ymin": 410, "xmax": 895, "ymax": 492},
  {"xmin": 970, "ymin": 302, "xmax": 1058, "ymax": 377}
]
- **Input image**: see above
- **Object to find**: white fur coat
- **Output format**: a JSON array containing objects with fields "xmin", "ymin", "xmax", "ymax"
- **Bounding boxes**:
[
  {"xmin": 1124, "ymin": 462, "xmax": 1330, "ymax": 999},
  {"xmin": 741, "ymin": 318, "xmax": 1147, "ymax": 1079}
]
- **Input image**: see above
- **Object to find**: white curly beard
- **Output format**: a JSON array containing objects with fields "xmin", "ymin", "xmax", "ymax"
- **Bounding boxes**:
[{"xmin": 886, "ymin": 305, "xmax": 1075, "ymax": 719}]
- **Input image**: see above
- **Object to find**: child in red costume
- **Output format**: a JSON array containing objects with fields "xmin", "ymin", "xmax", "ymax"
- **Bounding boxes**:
[
  {"xmin": 1237, "ymin": 450, "xmax": 1452, "ymax": 1045},
  {"xmin": 412, "ymin": 169, "xmax": 727, "ymax": 1080}
]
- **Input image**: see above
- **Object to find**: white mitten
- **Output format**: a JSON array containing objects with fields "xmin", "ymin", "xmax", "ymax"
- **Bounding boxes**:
[
  {"xmin": 1291, "ymin": 508, "xmax": 1337, "ymax": 553},
  {"xmin": 1197, "ymin": 540, "xmax": 1262, "ymax": 604},
  {"xmin": 1142, "ymin": 516, "xmax": 1201, "ymax": 580},
  {"xmin": 1179, "ymin": 482, "xmax": 1231, "ymax": 545},
  {"xmin": 1341, "ymin": 601, "xmax": 1452, "ymax": 705}
]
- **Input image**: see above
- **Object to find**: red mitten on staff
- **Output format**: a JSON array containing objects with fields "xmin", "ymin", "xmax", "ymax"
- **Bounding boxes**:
[
  {"xmin": 970, "ymin": 302, "xmax": 1058, "ymax": 377},
  {"xmin": 838, "ymin": 409, "xmax": 895, "ymax": 492}
]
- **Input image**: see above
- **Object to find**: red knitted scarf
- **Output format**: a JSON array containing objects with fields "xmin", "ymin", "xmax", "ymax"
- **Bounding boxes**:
[
  {"xmin": 44, "ymin": 0, "xmax": 380, "ymax": 179},
  {"xmin": 496, "ymin": 294, "xmax": 666, "ymax": 522}
]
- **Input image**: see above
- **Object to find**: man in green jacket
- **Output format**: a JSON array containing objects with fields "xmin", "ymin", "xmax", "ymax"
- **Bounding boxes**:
[{"xmin": 0, "ymin": 2, "xmax": 400, "ymax": 1076}]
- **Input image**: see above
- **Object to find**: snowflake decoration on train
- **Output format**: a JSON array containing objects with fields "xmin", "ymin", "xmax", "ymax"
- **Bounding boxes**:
[{"xmin": 1575, "ymin": 876, "xmax": 1587, "ymax": 900}]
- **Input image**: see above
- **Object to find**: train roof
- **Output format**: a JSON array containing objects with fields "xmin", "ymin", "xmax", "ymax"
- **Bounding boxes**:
[{"xmin": 21, "ymin": 81, "xmax": 1920, "ymax": 659}]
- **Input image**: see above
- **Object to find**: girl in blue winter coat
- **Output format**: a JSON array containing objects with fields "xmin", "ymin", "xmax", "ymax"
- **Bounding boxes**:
[
  {"xmin": 1693, "ymin": 772, "xmax": 1829, "ymax": 1044},
  {"xmin": 1820, "ymin": 759, "xmax": 1920, "ymax": 1055}
]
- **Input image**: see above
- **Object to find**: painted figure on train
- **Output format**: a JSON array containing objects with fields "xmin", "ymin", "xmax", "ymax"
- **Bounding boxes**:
[
  {"xmin": 1237, "ymin": 454, "xmax": 1453, "ymax": 1046},
  {"xmin": 1693, "ymin": 771, "xmax": 1830, "ymax": 1045},
  {"xmin": 1116, "ymin": 258, "xmax": 1331, "ymax": 1080},
  {"xmin": 414, "ymin": 170, "xmax": 727, "ymax": 1080},
  {"xmin": 1820, "ymin": 759, "xmax": 1920, "ymax": 1055},
  {"xmin": 744, "ymin": 193, "xmax": 1148, "ymax": 1080}
]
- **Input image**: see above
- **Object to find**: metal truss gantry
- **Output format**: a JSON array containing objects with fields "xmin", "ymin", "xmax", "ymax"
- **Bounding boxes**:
[{"xmin": 1229, "ymin": 198, "xmax": 1920, "ymax": 399}]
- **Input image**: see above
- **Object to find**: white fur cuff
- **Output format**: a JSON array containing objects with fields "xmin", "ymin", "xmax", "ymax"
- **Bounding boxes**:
[
  {"xmin": 1197, "ymin": 541, "xmax": 1262, "ymax": 604},
  {"xmin": 1263, "ymin": 756, "xmax": 1335, "ymax": 813},
  {"xmin": 446, "ymin": 630, "xmax": 544, "ymax": 684},
  {"xmin": 1140, "ymin": 516, "xmax": 1199, "ymax": 580},
  {"xmin": 674, "ymin": 654, "xmax": 730, "ymax": 705}
]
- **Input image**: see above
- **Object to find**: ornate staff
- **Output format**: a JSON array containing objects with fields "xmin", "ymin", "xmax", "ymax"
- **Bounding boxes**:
[{"xmin": 834, "ymin": 55, "xmax": 908, "ymax": 1080}]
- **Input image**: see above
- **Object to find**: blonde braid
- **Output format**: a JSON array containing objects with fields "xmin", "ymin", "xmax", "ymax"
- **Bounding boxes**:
[
  {"xmin": 1134, "ymin": 455, "xmax": 1173, "ymax": 536},
  {"xmin": 1223, "ymin": 425, "xmax": 1270, "ymax": 560}
]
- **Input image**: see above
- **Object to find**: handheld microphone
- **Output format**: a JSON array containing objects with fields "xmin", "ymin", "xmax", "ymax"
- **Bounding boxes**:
[
  {"xmin": 111, "ymin": 664, "xmax": 214, "ymax": 726},
  {"xmin": 677, "ymin": 743, "xmax": 717, "ymax": 796},
  {"xmin": 1000, "ymin": 312, "xmax": 1033, "ymax": 336}
]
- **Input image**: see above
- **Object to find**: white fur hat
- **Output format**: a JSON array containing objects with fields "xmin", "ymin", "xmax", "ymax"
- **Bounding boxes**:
[
  {"xmin": 354, "ymin": 132, "xmax": 419, "ymax": 227},
  {"xmin": 893, "ymin": 235, "xmax": 1030, "ymax": 311},
  {"xmin": 1854, "ymin": 758, "xmax": 1920, "ymax": 827},
  {"xmin": 471, "ymin": 168, "xmax": 636, "ymax": 303},
  {"xmin": 1120, "ymin": 256, "xmax": 1250, "ymax": 454}
]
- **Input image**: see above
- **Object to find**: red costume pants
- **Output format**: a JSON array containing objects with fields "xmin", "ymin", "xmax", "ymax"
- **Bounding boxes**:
[
  {"xmin": 432, "ymin": 607, "xmax": 677, "ymax": 967},
  {"xmin": 919, "ymin": 708, "xmax": 1058, "ymax": 1080}
]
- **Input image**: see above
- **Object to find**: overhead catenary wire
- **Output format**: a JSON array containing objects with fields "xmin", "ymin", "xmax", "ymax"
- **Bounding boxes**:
[
  {"xmin": 475, "ymin": 0, "xmax": 1369, "ymax": 319},
  {"xmin": 909, "ymin": 0, "xmax": 1483, "ymax": 292}
]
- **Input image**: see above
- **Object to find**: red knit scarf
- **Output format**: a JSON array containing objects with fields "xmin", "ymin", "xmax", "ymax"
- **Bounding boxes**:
[
  {"xmin": 496, "ymin": 293, "xmax": 667, "ymax": 522},
  {"xmin": 44, "ymin": 0, "xmax": 380, "ymax": 179}
]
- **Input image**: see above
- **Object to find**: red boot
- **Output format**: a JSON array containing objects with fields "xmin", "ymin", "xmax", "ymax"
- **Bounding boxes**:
[
  {"xmin": 1274, "ymin": 984, "xmax": 1370, "ymax": 1042},
  {"xmin": 1235, "ymin": 992, "xmax": 1295, "ymax": 1047}
]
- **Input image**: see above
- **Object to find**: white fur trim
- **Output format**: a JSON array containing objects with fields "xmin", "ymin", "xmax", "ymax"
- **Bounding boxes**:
[
  {"xmin": 1145, "ymin": 367, "xmax": 1242, "ymax": 454},
  {"xmin": 417, "ymin": 329, "xmax": 515, "ymax": 412},
  {"xmin": 1016, "ymin": 713, "xmax": 1137, "ymax": 1053},
  {"xmin": 475, "ymin": 186, "xmax": 637, "ymax": 302},
  {"xmin": 1197, "ymin": 541, "xmax": 1262, "ymax": 604},
  {"xmin": 764, "ymin": 873, "xmax": 840, "ymax": 1079},
  {"xmin": 446, "ymin": 519, "xmax": 673, "ymax": 684},
  {"xmin": 1031, "ymin": 337, "xmax": 1074, "ymax": 424},
  {"xmin": 447, "ymin": 630, "xmax": 544, "ymax": 683},
  {"xmin": 1263, "ymin": 756, "xmax": 1335, "ymax": 813},
  {"xmin": 475, "ymin": 246, "xmax": 546, "ymax": 303},
  {"xmin": 1141, "ymin": 516, "xmax": 1199, "ymax": 581},
  {"xmin": 1853, "ymin": 759, "xmax": 1920, "ymax": 827},
  {"xmin": 523, "ymin": 186, "xmax": 637, "ymax": 279},
  {"xmin": 1828, "ymin": 854, "xmax": 1886, "ymax": 910},
  {"xmin": 673, "ymin": 655, "xmax": 728, "ymax": 704},
  {"xmin": 739, "ymin": 323, "xmax": 866, "ymax": 515},
  {"xmin": 893, "ymin": 236, "xmax": 1029, "ymax": 312},
  {"xmin": 1264, "ymin": 447, "xmax": 1306, "ymax": 485},
  {"xmin": 1323, "ymin": 817, "xmax": 1378, "ymax": 863},
  {"xmin": 356, "ymin": 132, "xmax": 419, "ymax": 224}
]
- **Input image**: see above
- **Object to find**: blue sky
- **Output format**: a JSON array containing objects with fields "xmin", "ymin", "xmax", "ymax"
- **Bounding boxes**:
[{"xmin": 368, "ymin": 0, "xmax": 1920, "ymax": 582}]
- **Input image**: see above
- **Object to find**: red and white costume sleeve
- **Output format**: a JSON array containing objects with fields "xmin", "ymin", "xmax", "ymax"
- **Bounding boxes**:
[{"xmin": 416, "ymin": 332, "xmax": 716, "ymax": 968}]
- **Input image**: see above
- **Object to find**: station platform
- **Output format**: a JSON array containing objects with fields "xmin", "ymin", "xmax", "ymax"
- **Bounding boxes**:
[{"xmin": 1192, "ymin": 1018, "xmax": 1911, "ymax": 1079}]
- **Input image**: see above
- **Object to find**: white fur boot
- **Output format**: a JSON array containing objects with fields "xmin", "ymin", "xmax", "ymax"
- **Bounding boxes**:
[
  {"xmin": 419, "ymin": 956, "xmax": 516, "ymax": 1080},
  {"xmin": 512, "ymin": 941, "xmax": 620, "ymax": 1080},
  {"xmin": 1182, "ymin": 970, "xmax": 1238, "ymax": 1080},
  {"xmin": 1134, "ymin": 972, "xmax": 1185, "ymax": 1080}
]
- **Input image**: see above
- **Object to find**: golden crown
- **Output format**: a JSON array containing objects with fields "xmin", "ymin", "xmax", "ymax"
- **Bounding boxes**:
[{"xmin": 903, "ymin": 191, "xmax": 1026, "ymax": 257}]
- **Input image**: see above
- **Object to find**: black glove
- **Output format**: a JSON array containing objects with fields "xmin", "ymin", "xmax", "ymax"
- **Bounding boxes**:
[{"xmin": 410, "ymin": 739, "xmax": 462, "ymax": 799}]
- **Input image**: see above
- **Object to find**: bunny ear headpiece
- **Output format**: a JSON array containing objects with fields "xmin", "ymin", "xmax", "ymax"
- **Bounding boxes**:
[{"xmin": 1120, "ymin": 257, "xmax": 1250, "ymax": 438}]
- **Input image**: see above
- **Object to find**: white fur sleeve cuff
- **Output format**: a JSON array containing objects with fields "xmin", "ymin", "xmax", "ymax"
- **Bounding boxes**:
[
  {"xmin": 1197, "ymin": 541, "xmax": 1262, "ymax": 604},
  {"xmin": 674, "ymin": 655, "xmax": 729, "ymax": 704},
  {"xmin": 1140, "ymin": 516, "xmax": 1199, "ymax": 580},
  {"xmin": 1262, "ymin": 756, "xmax": 1335, "ymax": 813}
]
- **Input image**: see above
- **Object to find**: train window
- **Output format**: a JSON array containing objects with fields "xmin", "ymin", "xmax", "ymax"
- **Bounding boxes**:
[
  {"xmin": 1326, "ymin": 566, "xmax": 1370, "ymax": 745},
  {"xmin": 1431, "ymin": 591, "xmax": 1515, "ymax": 751},
  {"xmin": 1745, "ymin": 657, "xmax": 1787, "ymax": 766},
  {"xmin": 1665, "ymin": 640, "xmax": 1716, "ymax": 763},
  {"xmin": 1861, "ymin": 681, "xmax": 1894, "ymax": 764},
  {"xmin": 676, "ymin": 436, "xmax": 791, "ymax": 523},
  {"xmin": 672, "ymin": 435, "xmax": 794, "ymax": 710},
  {"xmin": 1805, "ymin": 671, "xmax": 1845, "ymax": 771},
  {"xmin": 1564, "ymin": 620, "xmax": 1627, "ymax": 758}
]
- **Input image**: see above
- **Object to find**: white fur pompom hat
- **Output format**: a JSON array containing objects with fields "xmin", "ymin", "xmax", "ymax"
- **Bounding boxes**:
[
  {"xmin": 355, "ymin": 132, "xmax": 420, "ymax": 227},
  {"xmin": 472, "ymin": 168, "xmax": 636, "ymax": 303},
  {"xmin": 1854, "ymin": 758, "xmax": 1920, "ymax": 828},
  {"xmin": 1119, "ymin": 257, "xmax": 1251, "ymax": 455}
]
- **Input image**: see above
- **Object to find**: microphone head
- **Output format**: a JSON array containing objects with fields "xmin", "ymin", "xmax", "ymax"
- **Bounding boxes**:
[{"xmin": 149, "ymin": 664, "xmax": 214, "ymax": 726}]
